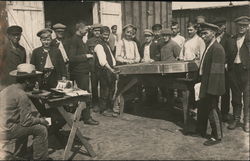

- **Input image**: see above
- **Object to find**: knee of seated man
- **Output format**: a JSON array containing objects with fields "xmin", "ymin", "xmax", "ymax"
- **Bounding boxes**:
[{"xmin": 32, "ymin": 124, "xmax": 48, "ymax": 138}]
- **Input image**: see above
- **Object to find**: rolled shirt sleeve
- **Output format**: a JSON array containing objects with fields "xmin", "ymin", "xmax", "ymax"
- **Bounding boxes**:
[{"xmin": 95, "ymin": 44, "xmax": 108, "ymax": 67}]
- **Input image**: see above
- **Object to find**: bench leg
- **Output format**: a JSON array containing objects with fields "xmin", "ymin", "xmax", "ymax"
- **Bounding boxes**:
[{"xmin": 182, "ymin": 90, "xmax": 190, "ymax": 132}]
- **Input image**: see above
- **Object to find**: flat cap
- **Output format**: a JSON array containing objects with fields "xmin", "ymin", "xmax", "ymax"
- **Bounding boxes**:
[
  {"xmin": 143, "ymin": 29, "xmax": 154, "ymax": 36},
  {"xmin": 37, "ymin": 28, "xmax": 53, "ymax": 37},
  {"xmin": 91, "ymin": 23, "xmax": 102, "ymax": 29},
  {"xmin": 122, "ymin": 24, "xmax": 137, "ymax": 31},
  {"xmin": 7, "ymin": 25, "xmax": 22, "ymax": 35},
  {"xmin": 152, "ymin": 24, "xmax": 162, "ymax": 30},
  {"xmin": 160, "ymin": 28, "xmax": 172, "ymax": 35},
  {"xmin": 200, "ymin": 22, "xmax": 219, "ymax": 32},
  {"xmin": 213, "ymin": 18, "xmax": 226, "ymax": 26},
  {"xmin": 53, "ymin": 23, "xmax": 66, "ymax": 31},
  {"xmin": 234, "ymin": 16, "xmax": 250, "ymax": 25}
]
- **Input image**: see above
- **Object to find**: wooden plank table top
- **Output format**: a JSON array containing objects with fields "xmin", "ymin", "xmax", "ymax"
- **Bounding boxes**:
[{"xmin": 28, "ymin": 91, "xmax": 96, "ymax": 159}]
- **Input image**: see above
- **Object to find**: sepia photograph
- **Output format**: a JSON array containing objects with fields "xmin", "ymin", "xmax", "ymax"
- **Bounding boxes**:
[{"xmin": 0, "ymin": 0, "xmax": 249, "ymax": 160}]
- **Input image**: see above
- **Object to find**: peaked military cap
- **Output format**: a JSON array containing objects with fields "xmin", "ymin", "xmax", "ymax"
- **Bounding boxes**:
[
  {"xmin": 37, "ymin": 28, "xmax": 53, "ymax": 37},
  {"xmin": 160, "ymin": 28, "xmax": 172, "ymax": 35},
  {"xmin": 234, "ymin": 16, "xmax": 250, "ymax": 25},
  {"xmin": 200, "ymin": 22, "xmax": 219, "ymax": 32}
]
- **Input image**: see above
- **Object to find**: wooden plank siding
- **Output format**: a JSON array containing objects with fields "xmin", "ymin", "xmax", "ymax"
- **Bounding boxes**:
[
  {"xmin": 122, "ymin": 1, "xmax": 172, "ymax": 41},
  {"xmin": 173, "ymin": 5, "xmax": 250, "ymax": 38}
]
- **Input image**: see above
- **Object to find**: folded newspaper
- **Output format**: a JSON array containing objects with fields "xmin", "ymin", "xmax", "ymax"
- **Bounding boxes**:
[{"xmin": 65, "ymin": 89, "xmax": 90, "ymax": 96}]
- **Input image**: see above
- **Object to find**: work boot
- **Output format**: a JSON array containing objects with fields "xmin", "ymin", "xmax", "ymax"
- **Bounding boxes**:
[
  {"xmin": 243, "ymin": 122, "xmax": 249, "ymax": 133},
  {"xmin": 227, "ymin": 120, "xmax": 239, "ymax": 130}
]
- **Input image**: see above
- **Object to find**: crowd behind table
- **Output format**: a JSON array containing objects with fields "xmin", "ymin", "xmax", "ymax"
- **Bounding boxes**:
[{"xmin": 0, "ymin": 15, "xmax": 249, "ymax": 160}]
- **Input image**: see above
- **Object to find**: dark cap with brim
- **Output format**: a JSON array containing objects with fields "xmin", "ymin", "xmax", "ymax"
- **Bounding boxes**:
[
  {"xmin": 37, "ymin": 28, "xmax": 53, "ymax": 37},
  {"xmin": 200, "ymin": 22, "xmax": 219, "ymax": 32},
  {"xmin": 234, "ymin": 16, "xmax": 250, "ymax": 25},
  {"xmin": 160, "ymin": 28, "xmax": 172, "ymax": 35},
  {"xmin": 7, "ymin": 25, "xmax": 22, "ymax": 35},
  {"xmin": 53, "ymin": 23, "xmax": 66, "ymax": 31}
]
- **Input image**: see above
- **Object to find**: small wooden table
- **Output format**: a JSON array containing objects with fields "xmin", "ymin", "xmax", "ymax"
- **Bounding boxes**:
[{"xmin": 29, "ymin": 92, "xmax": 96, "ymax": 159}]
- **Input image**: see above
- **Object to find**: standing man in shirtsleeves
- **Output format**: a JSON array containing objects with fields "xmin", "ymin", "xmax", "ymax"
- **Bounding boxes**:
[
  {"xmin": 194, "ymin": 22, "xmax": 225, "ymax": 146},
  {"xmin": 227, "ymin": 16, "xmax": 250, "ymax": 133},
  {"xmin": 94, "ymin": 26, "xmax": 118, "ymax": 117}
]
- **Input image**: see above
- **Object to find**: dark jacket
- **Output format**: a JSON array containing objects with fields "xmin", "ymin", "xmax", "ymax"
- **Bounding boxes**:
[
  {"xmin": 228, "ymin": 30, "xmax": 250, "ymax": 71},
  {"xmin": 219, "ymin": 32, "xmax": 235, "ymax": 65},
  {"xmin": 0, "ymin": 40, "xmax": 26, "ymax": 87},
  {"xmin": 51, "ymin": 38, "xmax": 70, "ymax": 54},
  {"xmin": 199, "ymin": 41, "xmax": 226, "ymax": 98},
  {"xmin": 30, "ymin": 46, "xmax": 67, "ymax": 88},
  {"xmin": 68, "ymin": 34, "xmax": 90, "ymax": 74},
  {"xmin": 140, "ymin": 41, "xmax": 160, "ymax": 61}
]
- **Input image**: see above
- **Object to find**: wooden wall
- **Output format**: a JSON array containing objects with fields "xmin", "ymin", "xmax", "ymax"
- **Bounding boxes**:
[
  {"xmin": 173, "ymin": 5, "xmax": 250, "ymax": 38},
  {"xmin": 121, "ymin": 1, "xmax": 172, "ymax": 41}
]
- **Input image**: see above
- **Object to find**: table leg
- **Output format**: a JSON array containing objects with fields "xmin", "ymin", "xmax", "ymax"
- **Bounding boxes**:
[
  {"xmin": 182, "ymin": 90, "xmax": 190, "ymax": 132},
  {"xmin": 57, "ymin": 102, "xmax": 96, "ymax": 159}
]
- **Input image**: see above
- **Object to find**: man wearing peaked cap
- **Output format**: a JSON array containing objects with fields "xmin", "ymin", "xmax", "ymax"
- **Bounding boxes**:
[
  {"xmin": 0, "ymin": 63, "xmax": 51, "ymax": 160},
  {"xmin": 1, "ymin": 25, "xmax": 26, "ymax": 88},
  {"xmin": 152, "ymin": 24, "xmax": 162, "ymax": 43},
  {"xmin": 227, "ymin": 16, "xmax": 250, "ymax": 132},
  {"xmin": 213, "ymin": 18, "xmax": 234, "ymax": 123},
  {"xmin": 193, "ymin": 22, "xmax": 225, "ymax": 146}
]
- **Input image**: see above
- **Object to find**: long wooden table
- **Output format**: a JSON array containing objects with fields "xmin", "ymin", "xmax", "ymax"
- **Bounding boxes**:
[
  {"xmin": 29, "ymin": 92, "xmax": 96, "ymax": 159},
  {"xmin": 114, "ymin": 60, "xmax": 199, "ymax": 132}
]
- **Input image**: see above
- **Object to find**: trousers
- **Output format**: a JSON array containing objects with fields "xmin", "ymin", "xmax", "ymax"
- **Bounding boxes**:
[
  {"xmin": 5, "ymin": 124, "xmax": 48, "ymax": 160},
  {"xmin": 220, "ymin": 70, "xmax": 230, "ymax": 115},
  {"xmin": 196, "ymin": 94, "xmax": 223, "ymax": 140},
  {"xmin": 228, "ymin": 64, "xmax": 249, "ymax": 122}
]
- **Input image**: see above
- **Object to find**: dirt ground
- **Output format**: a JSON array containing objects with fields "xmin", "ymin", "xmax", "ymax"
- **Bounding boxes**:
[{"xmin": 46, "ymin": 100, "xmax": 249, "ymax": 160}]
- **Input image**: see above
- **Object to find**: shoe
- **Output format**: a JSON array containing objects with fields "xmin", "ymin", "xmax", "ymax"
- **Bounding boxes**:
[
  {"xmin": 84, "ymin": 118, "xmax": 99, "ymax": 125},
  {"xmin": 102, "ymin": 109, "xmax": 114, "ymax": 117},
  {"xmin": 227, "ymin": 120, "xmax": 239, "ymax": 130},
  {"xmin": 112, "ymin": 112, "xmax": 119, "ymax": 117},
  {"xmin": 243, "ymin": 122, "xmax": 249, "ymax": 133},
  {"xmin": 203, "ymin": 138, "xmax": 221, "ymax": 146}
]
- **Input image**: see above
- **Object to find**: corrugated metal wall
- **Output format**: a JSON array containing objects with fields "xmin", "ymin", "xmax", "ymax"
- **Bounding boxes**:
[
  {"xmin": 121, "ymin": 1, "xmax": 172, "ymax": 41},
  {"xmin": 173, "ymin": 5, "xmax": 250, "ymax": 38}
]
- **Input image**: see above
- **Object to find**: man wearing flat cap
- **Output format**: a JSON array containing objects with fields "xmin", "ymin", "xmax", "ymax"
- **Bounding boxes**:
[
  {"xmin": 51, "ymin": 23, "xmax": 70, "ymax": 65},
  {"xmin": 0, "ymin": 63, "xmax": 51, "ymax": 160},
  {"xmin": 0, "ymin": 25, "xmax": 26, "ymax": 89},
  {"xmin": 227, "ymin": 16, "xmax": 250, "ymax": 132},
  {"xmin": 108, "ymin": 25, "xmax": 119, "ymax": 53},
  {"xmin": 193, "ymin": 22, "xmax": 225, "ymax": 146},
  {"xmin": 152, "ymin": 24, "xmax": 162, "ymax": 43},
  {"xmin": 86, "ymin": 23, "xmax": 102, "ymax": 112},
  {"xmin": 213, "ymin": 18, "xmax": 235, "ymax": 123}
]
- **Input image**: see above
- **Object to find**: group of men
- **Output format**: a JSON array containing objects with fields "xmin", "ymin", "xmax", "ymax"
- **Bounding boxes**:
[{"xmin": 0, "ymin": 14, "xmax": 249, "ymax": 159}]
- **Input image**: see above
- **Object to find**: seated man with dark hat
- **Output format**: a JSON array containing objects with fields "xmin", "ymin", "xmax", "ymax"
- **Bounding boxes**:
[
  {"xmin": 0, "ymin": 63, "xmax": 51, "ymax": 160},
  {"xmin": 0, "ymin": 25, "xmax": 26, "ymax": 89}
]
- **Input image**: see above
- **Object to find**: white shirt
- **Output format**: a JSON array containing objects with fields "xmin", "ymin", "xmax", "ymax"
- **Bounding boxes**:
[
  {"xmin": 94, "ymin": 44, "xmax": 116, "ymax": 67},
  {"xmin": 43, "ymin": 49, "xmax": 54, "ymax": 69},
  {"xmin": 234, "ymin": 35, "xmax": 245, "ymax": 64},
  {"xmin": 56, "ymin": 39, "xmax": 69, "ymax": 63},
  {"xmin": 180, "ymin": 34, "xmax": 206, "ymax": 61},
  {"xmin": 172, "ymin": 34, "xmax": 185, "ymax": 49},
  {"xmin": 115, "ymin": 39, "xmax": 141, "ymax": 63},
  {"xmin": 143, "ymin": 43, "xmax": 151, "ymax": 61}
]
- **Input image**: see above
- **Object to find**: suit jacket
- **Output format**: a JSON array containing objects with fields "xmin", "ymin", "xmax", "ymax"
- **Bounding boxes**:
[
  {"xmin": 228, "ymin": 30, "xmax": 250, "ymax": 71},
  {"xmin": 140, "ymin": 41, "xmax": 160, "ymax": 61},
  {"xmin": 219, "ymin": 32, "xmax": 235, "ymax": 65},
  {"xmin": 199, "ymin": 41, "xmax": 226, "ymax": 98},
  {"xmin": 30, "ymin": 46, "xmax": 67, "ymax": 88},
  {"xmin": 0, "ymin": 40, "xmax": 26, "ymax": 87}
]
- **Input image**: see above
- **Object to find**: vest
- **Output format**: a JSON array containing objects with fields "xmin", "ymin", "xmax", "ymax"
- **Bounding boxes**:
[{"xmin": 96, "ymin": 39, "xmax": 114, "ymax": 69}]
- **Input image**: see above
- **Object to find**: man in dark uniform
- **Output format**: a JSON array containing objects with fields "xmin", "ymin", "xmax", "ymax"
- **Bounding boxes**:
[
  {"xmin": 86, "ymin": 24, "xmax": 102, "ymax": 113},
  {"xmin": 227, "ymin": 16, "xmax": 250, "ymax": 133},
  {"xmin": 0, "ymin": 25, "xmax": 26, "ymax": 89},
  {"xmin": 194, "ymin": 22, "xmax": 225, "ymax": 146},
  {"xmin": 68, "ymin": 21, "xmax": 99, "ymax": 125},
  {"xmin": 213, "ymin": 18, "xmax": 235, "ymax": 122}
]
